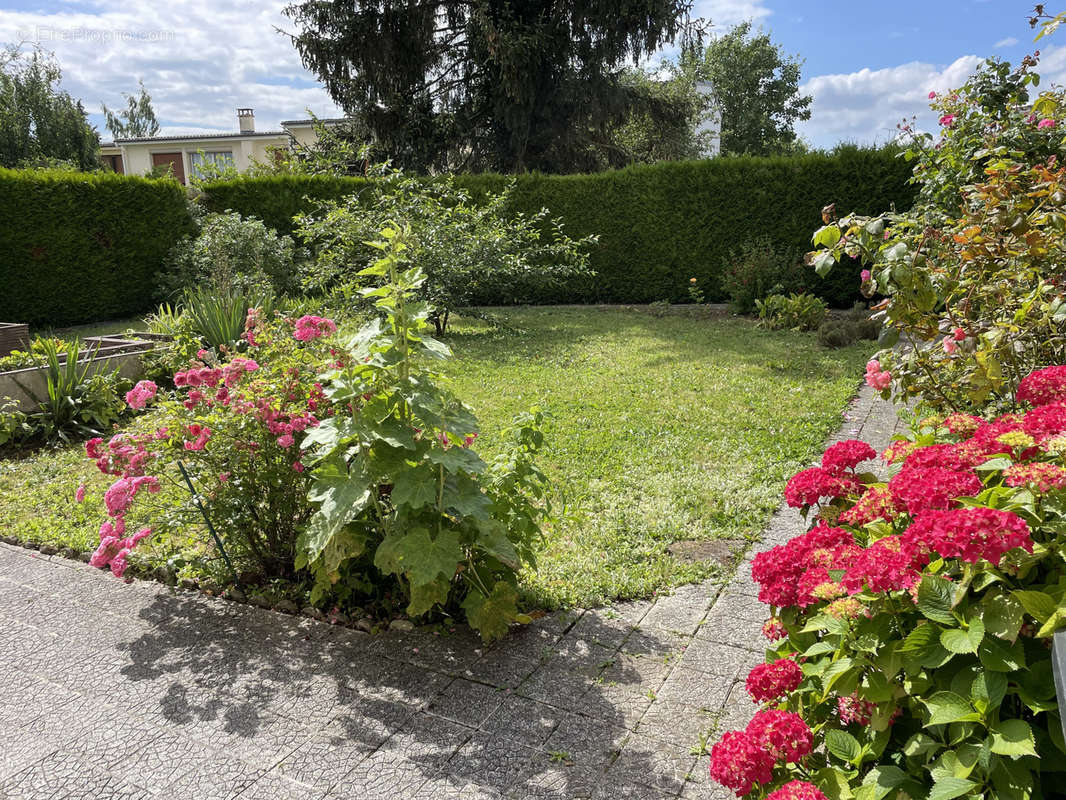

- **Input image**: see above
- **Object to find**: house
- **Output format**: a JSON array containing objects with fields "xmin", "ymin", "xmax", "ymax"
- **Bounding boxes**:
[{"xmin": 98, "ymin": 109, "xmax": 342, "ymax": 184}]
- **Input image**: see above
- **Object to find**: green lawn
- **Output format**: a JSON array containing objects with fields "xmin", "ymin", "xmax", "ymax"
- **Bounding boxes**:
[{"xmin": 0, "ymin": 307, "xmax": 870, "ymax": 610}]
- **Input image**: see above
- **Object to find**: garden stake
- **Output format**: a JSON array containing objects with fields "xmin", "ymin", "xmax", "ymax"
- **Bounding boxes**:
[{"xmin": 177, "ymin": 460, "xmax": 239, "ymax": 585}]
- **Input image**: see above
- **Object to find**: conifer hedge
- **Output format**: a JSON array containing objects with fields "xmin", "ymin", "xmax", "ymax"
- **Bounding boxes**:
[
  {"xmin": 0, "ymin": 169, "xmax": 194, "ymax": 326},
  {"xmin": 204, "ymin": 147, "xmax": 915, "ymax": 307}
]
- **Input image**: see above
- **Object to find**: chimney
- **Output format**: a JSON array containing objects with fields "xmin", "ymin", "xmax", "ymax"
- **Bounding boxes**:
[{"xmin": 237, "ymin": 108, "xmax": 255, "ymax": 133}]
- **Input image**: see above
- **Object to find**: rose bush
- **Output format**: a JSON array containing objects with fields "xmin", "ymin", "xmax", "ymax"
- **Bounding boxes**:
[
  {"xmin": 808, "ymin": 55, "xmax": 1066, "ymax": 414},
  {"xmin": 709, "ymin": 364, "xmax": 1066, "ymax": 799},
  {"xmin": 78, "ymin": 226, "xmax": 551, "ymax": 641}
]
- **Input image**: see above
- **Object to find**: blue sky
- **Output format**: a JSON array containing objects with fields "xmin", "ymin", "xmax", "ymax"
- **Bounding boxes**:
[{"xmin": 0, "ymin": 0, "xmax": 1056, "ymax": 150}]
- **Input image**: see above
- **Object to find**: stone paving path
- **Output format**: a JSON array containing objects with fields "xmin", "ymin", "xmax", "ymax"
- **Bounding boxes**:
[{"xmin": 0, "ymin": 385, "xmax": 902, "ymax": 799}]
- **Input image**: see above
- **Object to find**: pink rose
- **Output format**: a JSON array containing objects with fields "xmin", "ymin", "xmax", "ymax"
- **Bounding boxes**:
[
  {"xmin": 1039, "ymin": 118, "xmax": 1057, "ymax": 129},
  {"xmin": 276, "ymin": 434, "xmax": 295, "ymax": 448},
  {"xmin": 943, "ymin": 337, "xmax": 958, "ymax": 354},
  {"xmin": 952, "ymin": 327, "xmax": 966, "ymax": 341},
  {"xmin": 939, "ymin": 114, "xmax": 955, "ymax": 127},
  {"xmin": 860, "ymin": 269, "xmax": 872, "ymax": 282},
  {"xmin": 292, "ymin": 461, "xmax": 305, "ymax": 473},
  {"xmin": 75, "ymin": 484, "xmax": 86, "ymax": 503},
  {"xmin": 928, "ymin": 90, "xmax": 936, "ymax": 99}
]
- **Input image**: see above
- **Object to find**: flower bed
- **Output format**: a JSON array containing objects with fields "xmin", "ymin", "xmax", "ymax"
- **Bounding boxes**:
[{"xmin": 710, "ymin": 364, "xmax": 1066, "ymax": 799}]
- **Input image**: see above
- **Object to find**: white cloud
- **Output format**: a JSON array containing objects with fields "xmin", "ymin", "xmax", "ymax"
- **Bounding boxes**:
[
  {"xmin": 798, "ymin": 55, "xmax": 985, "ymax": 148},
  {"xmin": 995, "ymin": 36, "xmax": 1019, "ymax": 48},
  {"xmin": 691, "ymin": 0, "xmax": 772, "ymax": 28},
  {"xmin": 0, "ymin": 0, "xmax": 341, "ymax": 137}
]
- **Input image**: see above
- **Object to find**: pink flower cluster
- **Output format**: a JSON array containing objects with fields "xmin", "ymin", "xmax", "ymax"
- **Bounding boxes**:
[
  {"xmin": 89, "ymin": 525, "xmax": 152, "ymax": 578},
  {"xmin": 864, "ymin": 359, "xmax": 891, "ymax": 391},
  {"xmin": 87, "ymin": 435, "xmax": 149, "ymax": 477},
  {"xmin": 293, "ymin": 315, "xmax": 338, "ymax": 342},
  {"xmin": 1005, "ymin": 462, "xmax": 1066, "ymax": 492},
  {"xmin": 746, "ymin": 658, "xmax": 803, "ymax": 703},
  {"xmin": 903, "ymin": 507, "xmax": 1033, "ymax": 566},
  {"xmin": 837, "ymin": 693, "xmax": 876, "ymax": 725},
  {"xmin": 124, "ymin": 380, "xmax": 158, "ymax": 410},
  {"xmin": 710, "ymin": 711, "xmax": 812, "ymax": 795},
  {"xmin": 887, "ymin": 465, "xmax": 982, "ymax": 515},
  {"xmin": 766, "ymin": 782, "xmax": 828, "ymax": 800},
  {"xmin": 1017, "ymin": 365, "xmax": 1066, "ymax": 406},
  {"xmin": 751, "ymin": 523, "xmax": 855, "ymax": 607},
  {"xmin": 784, "ymin": 468, "xmax": 862, "ymax": 509},
  {"xmin": 87, "ymin": 472, "xmax": 160, "ymax": 576}
]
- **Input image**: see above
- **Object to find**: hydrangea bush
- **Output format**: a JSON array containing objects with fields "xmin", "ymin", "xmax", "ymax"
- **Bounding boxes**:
[{"xmin": 710, "ymin": 364, "xmax": 1066, "ymax": 800}]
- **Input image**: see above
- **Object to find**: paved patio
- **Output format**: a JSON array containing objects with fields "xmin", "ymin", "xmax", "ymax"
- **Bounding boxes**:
[{"xmin": 0, "ymin": 385, "xmax": 900, "ymax": 799}]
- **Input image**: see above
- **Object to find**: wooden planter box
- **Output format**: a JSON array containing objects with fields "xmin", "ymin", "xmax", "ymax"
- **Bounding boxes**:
[{"xmin": 0, "ymin": 324, "xmax": 29, "ymax": 358}]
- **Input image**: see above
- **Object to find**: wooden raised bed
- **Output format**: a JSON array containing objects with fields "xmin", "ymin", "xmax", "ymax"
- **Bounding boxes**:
[{"xmin": 0, "ymin": 324, "xmax": 29, "ymax": 358}]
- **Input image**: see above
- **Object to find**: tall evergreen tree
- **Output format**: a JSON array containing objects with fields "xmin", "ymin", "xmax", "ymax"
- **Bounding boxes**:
[
  {"xmin": 284, "ymin": 0, "xmax": 700, "ymax": 173},
  {"xmin": 102, "ymin": 80, "xmax": 160, "ymax": 139},
  {"xmin": 0, "ymin": 45, "xmax": 99, "ymax": 170}
]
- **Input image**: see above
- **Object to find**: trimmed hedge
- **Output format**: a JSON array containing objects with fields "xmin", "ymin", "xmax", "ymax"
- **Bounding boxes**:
[
  {"xmin": 0, "ymin": 169, "xmax": 194, "ymax": 327},
  {"xmin": 203, "ymin": 147, "xmax": 915, "ymax": 307}
]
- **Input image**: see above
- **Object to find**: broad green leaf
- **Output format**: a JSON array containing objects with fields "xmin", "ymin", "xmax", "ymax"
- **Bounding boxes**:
[
  {"xmin": 982, "ymin": 591, "xmax": 1025, "ymax": 642},
  {"xmin": 825, "ymin": 729, "xmax": 862, "ymax": 766},
  {"xmin": 804, "ymin": 641, "xmax": 837, "ymax": 657},
  {"xmin": 903, "ymin": 732, "xmax": 941, "ymax": 757},
  {"xmin": 990, "ymin": 719, "xmax": 1038, "ymax": 759},
  {"xmin": 1036, "ymin": 607, "xmax": 1066, "ymax": 638},
  {"xmin": 978, "ymin": 635, "xmax": 1026, "ymax": 672},
  {"xmin": 821, "ymin": 657, "xmax": 856, "ymax": 693},
  {"xmin": 302, "ymin": 469, "xmax": 373, "ymax": 560},
  {"xmin": 919, "ymin": 577, "xmax": 957, "ymax": 624},
  {"xmin": 474, "ymin": 523, "xmax": 521, "ymax": 570},
  {"xmin": 406, "ymin": 576, "xmax": 451, "ymax": 616},
  {"xmin": 941, "ymin": 618, "xmax": 985, "ymax": 654},
  {"xmin": 462, "ymin": 581, "xmax": 519, "ymax": 643},
  {"xmin": 1012, "ymin": 590, "xmax": 1058, "ymax": 623},
  {"xmin": 813, "ymin": 224, "xmax": 842, "ymax": 249},
  {"xmin": 901, "ymin": 623, "xmax": 952, "ymax": 669},
  {"xmin": 856, "ymin": 766, "xmax": 908, "ymax": 800},
  {"xmin": 374, "ymin": 527, "xmax": 463, "ymax": 586},
  {"xmin": 924, "ymin": 691, "xmax": 980, "ymax": 726},
  {"xmin": 971, "ymin": 671, "xmax": 1007, "ymax": 714},
  {"xmin": 366, "ymin": 416, "xmax": 417, "ymax": 449},
  {"xmin": 390, "ymin": 465, "xmax": 438, "ymax": 510},
  {"xmin": 927, "ymin": 777, "xmax": 978, "ymax": 800},
  {"xmin": 813, "ymin": 250, "xmax": 837, "ymax": 277},
  {"xmin": 428, "ymin": 444, "xmax": 486, "ymax": 473}
]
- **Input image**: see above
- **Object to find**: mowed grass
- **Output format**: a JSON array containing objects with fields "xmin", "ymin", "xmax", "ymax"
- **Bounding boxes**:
[
  {"xmin": 442, "ymin": 307, "xmax": 870, "ymax": 608},
  {"xmin": 0, "ymin": 307, "xmax": 871, "ymax": 610}
]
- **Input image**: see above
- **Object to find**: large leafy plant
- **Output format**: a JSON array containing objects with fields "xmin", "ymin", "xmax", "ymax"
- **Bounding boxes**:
[
  {"xmin": 709, "ymin": 365, "xmax": 1066, "ymax": 800},
  {"xmin": 298, "ymin": 225, "xmax": 551, "ymax": 641},
  {"xmin": 807, "ymin": 56, "xmax": 1066, "ymax": 414}
]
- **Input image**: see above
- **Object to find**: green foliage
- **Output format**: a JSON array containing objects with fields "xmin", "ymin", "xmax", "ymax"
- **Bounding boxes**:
[
  {"xmin": 689, "ymin": 22, "xmax": 812, "ymax": 156},
  {"xmin": 101, "ymin": 80, "xmax": 159, "ymax": 140},
  {"xmin": 301, "ymin": 226, "xmax": 552, "ymax": 641},
  {"xmin": 159, "ymin": 211, "xmax": 302, "ymax": 299},
  {"xmin": 12, "ymin": 337, "xmax": 127, "ymax": 444},
  {"xmin": 283, "ymin": 0, "xmax": 698, "ymax": 173},
  {"xmin": 295, "ymin": 174, "xmax": 593, "ymax": 333},
  {"xmin": 721, "ymin": 237, "xmax": 806, "ymax": 313},
  {"xmin": 204, "ymin": 148, "xmax": 913, "ymax": 307},
  {"xmin": 182, "ymin": 287, "xmax": 276, "ymax": 350},
  {"xmin": 0, "ymin": 45, "xmax": 99, "ymax": 170},
  {"xmin": 808, "ymin": 56, "xmax": 1066, "ymax": 412},
  {"xmin": 755, "ymin": 292, "xmax": 827, "ymax": 331},
  {"xmin": 0, "ymin": 167, "xmax": 194, "ymax": 326},
  {"xmin": 818, "ymin": 305, "xmax": 882, "ymax": 349}
]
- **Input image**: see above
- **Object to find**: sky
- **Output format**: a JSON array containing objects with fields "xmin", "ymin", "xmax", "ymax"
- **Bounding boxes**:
[{"xmin": 0, "ymin": 0, "xmax": 1058, "ymax": 150}]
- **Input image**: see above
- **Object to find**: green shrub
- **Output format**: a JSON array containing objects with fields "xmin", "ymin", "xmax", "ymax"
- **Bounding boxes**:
[
  {"xmin": 721, "ymin": 237, "xmax": 806, "ymax": 314},
  {"xmin": 159, "ymin": 211, "xmax": 302, "ymax": 299},
  {"xmin": 0, "ymin": 168, "xmax": 194, "ymax": 326},
  {"xmin": 755, "ymin": 292, "xmax": 827, "ymax": 331},
  {"xmin": 295, "ymin": 174, "xmax": 593, "ymax": 334},
  {"xmin": 203, "ymin": 146, "xmax": 914, "ymax": 308},
  {"xmin": 817, "ymin": 306, "xmax": 881, "ymax": 348}
]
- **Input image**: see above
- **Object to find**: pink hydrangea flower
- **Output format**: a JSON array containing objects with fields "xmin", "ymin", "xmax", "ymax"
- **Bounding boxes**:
[{"xmin": 1039, "ymin": 118, "xmax": 1057, "ymax": 129}]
